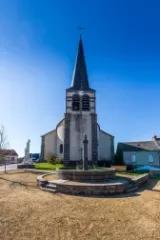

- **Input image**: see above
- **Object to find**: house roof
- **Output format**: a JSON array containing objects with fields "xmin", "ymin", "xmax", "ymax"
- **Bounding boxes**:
[
  {"xmin": 0, "ymin": 149, "xmax": 18, "ymax": 156},
  {"xmin": 67, "ymin": 36, "xmax": 94, "ymax": 92},
  {"xmin": 117, "ymin": 141, "xmax": 160, "ymax": 152}
]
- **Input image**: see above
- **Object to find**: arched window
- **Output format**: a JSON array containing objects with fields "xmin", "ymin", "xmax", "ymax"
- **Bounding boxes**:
[
  {"xmin": 72, "ymin": 94, "xmax": 80, "ymax": 111},
  {"xmin": 82, "ymin": 95, "xmax": 90, "ymax": 111},
  {"xmin": 59, "ymin": 144, "xmax": 63, "ymax": 154}
]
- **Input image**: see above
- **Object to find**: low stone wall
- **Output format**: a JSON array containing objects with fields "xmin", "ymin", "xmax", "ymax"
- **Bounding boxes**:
[
  {"xmin": 37, "ymin": 174, "xmax": 49, "ymax": 187},
  {"xmin": 56, "ymin": 183, "xmax": 124, "ymax": 195},
  {"xmin": 57, "ymin": 168, "xmax": 116, "ymax": 181},
  {"xmin": 17, "ymin": 164, "xmax": 35, "ymax": 169},
  {"xmin": 36, "ymin": 173, "xmax": 126, "ymax": 195},
  {"xmin": 36, "ymin": 172, "xmax": 149, "ymax": 196},
  {"xmin": 132, "ymin": 174, "xmax": 149, "ymax": 186}
]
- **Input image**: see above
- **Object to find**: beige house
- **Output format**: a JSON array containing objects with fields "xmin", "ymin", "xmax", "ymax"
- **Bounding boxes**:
[
  {"xmin": 0, "ymin": 149, "xmax": 18, "ymax": 165},
  {"xmin": 116, "ymin": 136, "xmax": 160, "ymax": 167},
  {"xmin": 40, "ymin": 36, "xmax": 114, "ymax": 166}
]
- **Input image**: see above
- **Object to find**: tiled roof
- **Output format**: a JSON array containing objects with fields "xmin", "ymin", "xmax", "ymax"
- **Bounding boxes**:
[
  {"xmin": 0, "ymin": 149, "xmax": 18, "ymax": 156},
  {"xmin": 117, "ymin": 141, "xmax": 160, "ymax": 152}
]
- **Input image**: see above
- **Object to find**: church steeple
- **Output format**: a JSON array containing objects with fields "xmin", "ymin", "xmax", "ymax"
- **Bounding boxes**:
[{"xmin": 70, "ymin": 36, "xmax": 90, "ymax": 90}]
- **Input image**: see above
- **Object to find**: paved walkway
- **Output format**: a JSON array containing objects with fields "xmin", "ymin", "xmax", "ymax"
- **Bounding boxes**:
[{"xmin": 0, "ymin": 164, "xmax": 18, "ymax": 172}]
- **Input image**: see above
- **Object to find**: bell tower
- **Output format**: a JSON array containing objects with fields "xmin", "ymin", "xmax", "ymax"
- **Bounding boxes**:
[{"xmin": 64, "ymin": 36, "xmax": 98, "ymax": 166}]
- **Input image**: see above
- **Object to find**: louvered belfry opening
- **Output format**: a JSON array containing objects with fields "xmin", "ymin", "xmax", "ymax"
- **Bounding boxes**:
[
  {"xmin": 82, "ymin": 94, "xmax": 90, "ymax": 111},
  {"xmin": 72, "ymin": 94, "xmax": 80, "ymax": 111}
]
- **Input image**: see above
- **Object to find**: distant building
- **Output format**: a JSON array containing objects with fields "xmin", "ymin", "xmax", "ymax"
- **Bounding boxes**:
[
  {"xmin": 0, "ymin": 149, "xmax": 18, "ymax": 164},
  {"xmin": 30, "ymin": 153, "xmax": 40, "ymax": 160},
  {"xmin": 17, "ymin": 157, "xmax": 24, "ymax": 163},
  {"xmin": 116, "ymin": 135, "xmax": 160, "ymax": 167}
]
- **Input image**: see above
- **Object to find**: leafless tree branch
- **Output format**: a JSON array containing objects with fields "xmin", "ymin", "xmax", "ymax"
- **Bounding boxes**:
[{"xmin": 0, "ymin": 125, "xmax": 9, "ymax": 171}]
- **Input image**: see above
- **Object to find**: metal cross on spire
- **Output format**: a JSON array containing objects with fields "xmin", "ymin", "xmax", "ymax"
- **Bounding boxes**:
[{"xmin": 77, "ymin": 25, "xmax": 84, "ymax": 36}]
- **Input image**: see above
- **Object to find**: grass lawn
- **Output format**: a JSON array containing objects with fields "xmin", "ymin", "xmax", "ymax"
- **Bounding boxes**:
[
  {"xmin": 116, "ymin": 171, "xmax": 142, "ymax": 176},
  {"xmin": 35, "ymin": 162, "xmax": 63, "ymax": 171},
  {"xmin": 116, "ymin": 171, "xmax": 143, "ymax": 179}
]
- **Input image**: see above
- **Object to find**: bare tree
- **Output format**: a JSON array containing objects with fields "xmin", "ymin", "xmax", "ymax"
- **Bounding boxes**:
[{"xmin": 0, "ymin": 125, "xmax": 9, "ymax": 173}]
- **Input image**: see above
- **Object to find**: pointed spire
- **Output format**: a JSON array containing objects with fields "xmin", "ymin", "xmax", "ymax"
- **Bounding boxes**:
[{"xmin": 71, "ymin": 36, "xmax": 90, "ymax": 90}]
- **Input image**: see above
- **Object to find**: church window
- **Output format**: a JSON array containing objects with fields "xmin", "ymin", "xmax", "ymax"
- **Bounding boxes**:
[
  {"xmin": 82, "ymin": 95, "xmax": 90, "ymax": 111},
  {"xmin": 72, "ymin": 94, "xmax": 80, "ymax": 111},
  {"xmin": 60, "ymin": 144, "xmax": 63, "ymax": 154}
]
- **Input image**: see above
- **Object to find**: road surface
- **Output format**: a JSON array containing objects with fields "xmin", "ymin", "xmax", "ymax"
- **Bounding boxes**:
[{"xmin": 0, "ymin": 164, "xmax": 18, "ymax": 172}]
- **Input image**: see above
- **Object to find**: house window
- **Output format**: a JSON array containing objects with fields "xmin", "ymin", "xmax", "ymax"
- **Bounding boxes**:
[
  {"xmin": 59, "ymin": 144, "xmax": 63, "ymax": 154},
  {"xmin": 131, "ymin": 154, "xmax": 136, "ymax": 163},
  {"xmin": 148, "ymin": 155, "xmax": 154, "ymax": 163},
  {"xmin": 82, "ymin": 95, "xmax": 90, "ymax": 111},
  {"xmin": 72, "ymin": 94, "xmax": 80, "ymax": 111}
]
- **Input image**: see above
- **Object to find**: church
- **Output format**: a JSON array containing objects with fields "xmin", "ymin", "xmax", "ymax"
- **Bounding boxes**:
[{"xmin": 40, "ymin": 36, "xmax": 114, "ymax": 166}]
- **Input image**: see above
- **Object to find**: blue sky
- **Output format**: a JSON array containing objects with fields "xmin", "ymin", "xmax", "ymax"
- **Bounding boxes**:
[{"xmin": 1, "ymin": 0, "xmax": 160, "ymax": 156}]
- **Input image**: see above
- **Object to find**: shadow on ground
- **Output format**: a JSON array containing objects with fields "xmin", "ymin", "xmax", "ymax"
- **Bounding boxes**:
[{"xmin": 138, "ymin": 178, "xmax": 160, "ymax": 193}]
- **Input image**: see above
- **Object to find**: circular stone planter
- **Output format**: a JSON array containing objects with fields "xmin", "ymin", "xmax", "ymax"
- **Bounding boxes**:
[
  {"xmin": 56, "ymin": 168, "xmax": 116, "ymax": 181},
  {"xmin": 56, "ymin": 181, "xmax": 125, "ymax": 195}
]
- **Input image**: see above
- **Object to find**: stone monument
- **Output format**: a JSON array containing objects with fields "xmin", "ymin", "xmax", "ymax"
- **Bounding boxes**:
[
  {"xmin": 18, "ymin": 139, "xmax": 34, "ymax": 169},
  {"xmin": 24, "ymin": 139, "xmax": 31, "ymax": 163}
]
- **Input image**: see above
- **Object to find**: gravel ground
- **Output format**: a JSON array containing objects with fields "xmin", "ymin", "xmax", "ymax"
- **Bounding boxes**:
[{"xmin": 0, "ymin": 172, "xmax": 160, "ymax": 240}]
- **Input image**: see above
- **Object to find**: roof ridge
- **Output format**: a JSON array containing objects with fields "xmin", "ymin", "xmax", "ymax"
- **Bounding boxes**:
[
  {"xmin": 125, "ymin": 141, "xmax": 153, "ymax": 144},
  {"xmin": 118, "ymin": 140, "xmax": 160, "ymax": 151},
  {"xmin": 153, "ymin": 139, "xmax": 160, "ymax": 149}
]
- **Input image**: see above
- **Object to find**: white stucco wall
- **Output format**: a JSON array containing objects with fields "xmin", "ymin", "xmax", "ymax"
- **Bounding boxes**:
[
  {"xmin": 44, "ymin": 130, "xmax": 56, "ymax": 160},
  {"xmin": 98, "ymin": 130, "xmax": 114, "ymax": 161},
  {"xmin": 123, "ymin": 151, "xmax": 160, "ymax": 166}
]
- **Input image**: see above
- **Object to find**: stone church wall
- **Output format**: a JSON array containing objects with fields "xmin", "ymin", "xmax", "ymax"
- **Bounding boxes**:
[
  {"xmin": 66, "ymin": 90, "xmax": 96, "ymax": 162},
  {"xmin": 66, "ymin": 91, "xmax": 96, "ymax": 114},
  {"xmin": 69, "ymin": 113, "xmax": 92, "ymax": 161}
]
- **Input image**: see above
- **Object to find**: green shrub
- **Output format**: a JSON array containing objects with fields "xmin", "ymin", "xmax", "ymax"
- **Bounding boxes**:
[
  {"xmin": 55, "ymin": 157, "xmax": 63, "ymax": 164},
  {"xmin": 47, "ymin": 154, "xmax": 63, "ymax": 165}
]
